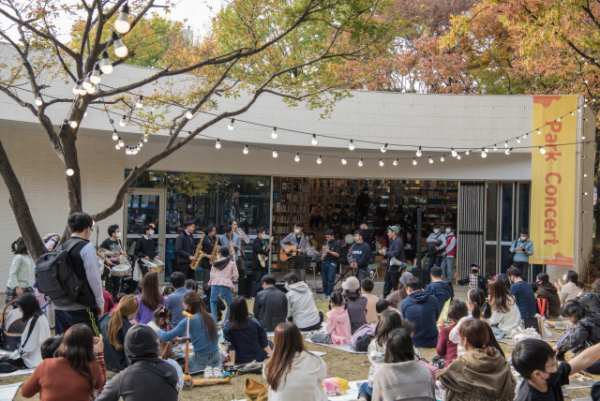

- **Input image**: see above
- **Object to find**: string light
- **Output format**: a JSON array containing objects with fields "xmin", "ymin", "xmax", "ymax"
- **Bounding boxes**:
[
  {"xmin": 115, "ymin": 144, "xmax": 121, "ymax": 150},
  {"xmin": 136, "ymin": 96, "xmax": 144, "ymax": 109},
  {"xmin": 379, "ymin": 159, "xmax": 384, "ymax": 167},
  {"xmin": 82, "ymin": 77, "xmax": 92, "ymax": 90},
  {"xmin": 465, "ymin": 150, "xmax": 471, "ymax": 156},
  {"xmin": 451, "ymin": 148, "xmax": 457, "ymax": 157},
  {"xmin": 35, "ymin": 96, "xmax": 43, "ymax": 106},
  {"xmin": 272, "ymin": 149, "xmax": 278, "ymax": 158},
  {"xmin": 504, "ymin": 141, "xmax": 509, "ymax": 147},
  {"xmin": 516, "ymin": 137, "xmax": 521, "ymax": 143},
  {"xmin": 294, "ymin": 152, "xmax": 300, "ymax": 162},
  {"xmin": 112, "ymin": 32, "xmax": 128, "ymax": 58},
  {"xmin": 86, "ymin": 85, "xmax": 97, "ymax": 95},
  {"xmin": 570, "ymin": 111, "xmax": 574, "ymax": 116},
  {"xmin": 119, "ymin": 115, "xmax": 127, "ymax": 127},
  {"xmin": 493, "ymin": 144, "xmax": 497, "ymax": 151},
  {"xmin": 481, "ymin": 148, "xmax": 487, "ymax": 158},
  {"xmin": 578, "ymin": 107, "xmax": 582, "ymax": 112},
  {"xmin": 440, "ymin": 155, "xmax": 445, "ymax": 162},
  {"xmin": 358, "ymin": 158, "xmax": 363, "ymax": 167},
  {"xmin": 505, "ymin": 147, "xmax": 512, "ymax": 155},
  {"xmin": 456, "ymin": 153, "xmax": 462, "ymax": 160},
  {"xmin": 66, "ymin": 168, "xmax": 74, "ymax": 176},
  {"xmin": 311, "ymin": 134, "xmax": 318, "ymax": 146},
  {"xmin": 393, "ymin": 158, "xmax": 398, "ymax": 166},
  {"xmin": 114, "ymin": 2, "xmax": 131, "ymax": 34},
  {"xmin": 185, "ymin": 110, "xmax": 194, "ymax": 120},
  {"xmin": 412, "ymin": 158, "xmax": 417, "ymax": 166},
  {"xmin": 112, "ymin": 130, "xmax": 118, "ymax": 140},
  {"xmin": 380, "ymin": 143, "xmax": 388, "ymax": 153},
  {"xmin": 416, "ymin": 146, "xmax": 422, "ymax": 157},
  {"xmin": 348, "ymin": 139, "xmax": 355, "ymax": 151},
  {"xmin": 73, "ymin": 82, "xmax": 86, "ymax": 96},
  {"xmin": 539, "ymin": 146, "xmax": 547, "ymax": 154},
  {"xmin": 243, "ymin": 144, "xmax": 249, "ymax": 154},
  {"xmin": 557, "ymin": 117, "xmax": 562, "ymax": 122},
  {"xmin": 429, "ymin": 157, "xmax": 434, "ymax": 164},
  {"xmin": 118, "ymin": 138, "xmax": 124, "ymax": 147},
  {"xmin": 66, "ymin": 120, "xmax": 78, "ymax": 129},
  {"xmin": 215, "ymin": 139, "xmax": 221, "ymax": 149},
  {"xmin": 90, "ymin": 66, "xmax": 101, "ymax": 85},
  {"xmin": 341, "ymin": 157, "xmax": 347, "ymax": 165},
  {"xmin": 317, "ymin": 155, "xmax": 322, "ymax": 164},
  {"xmin": 537, "ymin": 129, "xmax": 541, "ymax": 135},
  {"xmin": 143, "ymin": 137, "xmax": 148, "ymax": 143},
  {"xmin": 584, "ymin": 173, "xmax": 588, "ymax": 178},
  {"xmin": 271, "ymin": 127, "xmax": 278, "ymax": 139},
  {"xmin": 100, "ymin": 51, "xmax": 113, "ymax": 74},
  {"xmin": 228, "ymin": 119, "xmax": 235, "ymax": 130},
  {"xmin": 523, "ymin": 133, "xmax": 528, "ymax": 139}
]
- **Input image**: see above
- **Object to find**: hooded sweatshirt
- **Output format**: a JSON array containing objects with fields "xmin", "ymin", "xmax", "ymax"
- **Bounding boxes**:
[
  {"xmin": 536, "ymin": 284, "xmax": 561, "ymax": 317},
  {"xmin": 286, "ymin": 281, "xmax": 320, "ymax": 329},
  {"xmin": 372, "ymin": 360, "xmax": 436, "ymax": 401},
  {"xmin": 325, "ymin": 306, "xmax": 352, "ymax": 344},
  {"xmin": 96, "ymin": 325, "xmax": 179, "ymax": 401},
  {"xmin": 401, "ymin": 290, "xmax": 440, "ymax": 348},
  {"xmin": 436, "ymin": 348, "xmax": 516, "ymax": 401},
  {"xmin": 208, "ymin": 256, "xmax": 238, "ymax": 290},
  {"xmin": 425, "ymin": 280, "xmax": 454, "ymax": 311}
]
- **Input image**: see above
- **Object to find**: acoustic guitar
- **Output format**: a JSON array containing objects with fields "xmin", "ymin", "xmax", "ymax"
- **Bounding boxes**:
[{"xmin": 279, "ymin": 244, "xmax": 307, "ymax": 262}]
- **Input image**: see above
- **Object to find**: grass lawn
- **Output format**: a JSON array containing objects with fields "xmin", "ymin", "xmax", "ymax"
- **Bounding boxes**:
[{"xmin": 4, "ymin": 298, "xmax": 598, "ymax": 400}]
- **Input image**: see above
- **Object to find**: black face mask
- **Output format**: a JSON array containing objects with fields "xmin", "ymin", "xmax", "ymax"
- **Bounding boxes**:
[{"xmin": 471, "ymin": 269, "xmax": 479, "ymax": 274}]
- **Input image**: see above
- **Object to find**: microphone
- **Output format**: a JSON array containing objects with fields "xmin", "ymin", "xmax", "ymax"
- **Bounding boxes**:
[{"xmin": 182, "ymin": 311, "xmax": 195, "ymax": 320}]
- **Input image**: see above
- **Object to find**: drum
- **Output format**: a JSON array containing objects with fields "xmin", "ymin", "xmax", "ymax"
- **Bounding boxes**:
[
  {"xmin": 111, "ymin": 264, "xmax": 131, "ymax": 277},
  {"xmin": 146, "ymin": 259, "xmax": 164, "ymax": 273}
]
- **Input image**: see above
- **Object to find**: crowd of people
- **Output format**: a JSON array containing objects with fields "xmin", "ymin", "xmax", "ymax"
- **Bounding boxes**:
[{"xmin": 4, "ymin": 211, "xmax": 600, "ymax": 401}]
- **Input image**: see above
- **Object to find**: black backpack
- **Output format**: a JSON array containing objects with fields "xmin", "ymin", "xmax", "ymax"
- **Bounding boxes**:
[{"xmin": 35, "ymin": 238, "xmax": 94, "ymax": 307}]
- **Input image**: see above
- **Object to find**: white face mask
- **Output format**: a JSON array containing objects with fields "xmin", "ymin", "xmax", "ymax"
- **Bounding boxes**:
[
  {"xmin": 115, "ymin": 232, "xmax": 122, "ymax": 239},
  {"xmin": 445, "ymin": 228, "xmax": 451, "ymax": 234},
  {"xmin": 563, "ymin": 274, "xmax": 567, "ymax": 281},
  {"xmin": 434, "ymin": 229, "xmax": 440, "ymax": 234},
  {"xmin": 148, "ymin": 230, "xmax": 155, "ymax": 236},
  {"xmin": 520, "ymin": 236, "xmax": 527, "ymax": 241},
  {"xmin": 294, "ymin": 228, "xmax": 301, "ymax": 234},
  {"xmin": 285, "ymin": 283, "xmax": 290, "ymax": 291}
]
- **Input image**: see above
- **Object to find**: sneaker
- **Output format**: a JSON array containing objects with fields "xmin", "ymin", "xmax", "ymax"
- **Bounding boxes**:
[
  {"xmin": 204, "ymin": 366, "xmax": 214, "ymax": 379},
  {"xmin": 212, "ymin": 367, "xmax": 223, "ymax": 378}
]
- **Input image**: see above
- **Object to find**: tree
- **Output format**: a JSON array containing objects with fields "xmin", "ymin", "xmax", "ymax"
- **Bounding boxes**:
[{"xmin": 0, "ymin": 0, "xmax": 396, "ymax": 259}]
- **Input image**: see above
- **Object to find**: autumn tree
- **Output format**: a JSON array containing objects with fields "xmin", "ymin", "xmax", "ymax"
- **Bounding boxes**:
[{"xmin": 0, "ymin": 0, "xmax": 396, "ymax": 259}]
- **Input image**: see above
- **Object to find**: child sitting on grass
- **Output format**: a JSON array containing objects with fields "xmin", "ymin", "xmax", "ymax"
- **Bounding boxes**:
[
  {"xmin": 361, "ymin": 279, "xmax": 379, "ymax": 324},
  {"xmin": 308, "ymin": 292, "xmax": 351, "ymax": 345},
  {"xmin": 342, "ymin": 277, "xmax": 367, "ymax": 334},
  {"xmin": 436, "ymin": 300, "xmax": 468, "ymax": 366}
]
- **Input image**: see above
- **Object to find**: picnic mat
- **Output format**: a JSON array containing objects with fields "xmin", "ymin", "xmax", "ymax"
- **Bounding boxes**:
[
  {"xmin": 0, "ymin": 369, "xmax": 34, "ymax": 378},
  {"xmin": 498, "ymin": 337, "xmax": 557, "ymax": 346},
  {"xmin": 305, "ymin": 339, "xmax": 367, "ymax": 354},
  {"xmin": 564, "ymin": 380, "xmax": 597, "ymax": 390},
  {"xmin": 0, "ymin": 383, "xmax": 21, "ymax": 401},
  {"xmin": 234, "ymin": 379, "xmax": 367, "ymax": 401},
  {"xmin": 266, "ymin": 323, "xmax": 326, "ymax": 338}
]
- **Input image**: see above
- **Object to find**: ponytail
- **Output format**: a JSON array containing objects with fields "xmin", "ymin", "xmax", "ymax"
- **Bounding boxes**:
[{"xmin": 107, "ymin": 295, "xmax": 138, "ymax": 350}]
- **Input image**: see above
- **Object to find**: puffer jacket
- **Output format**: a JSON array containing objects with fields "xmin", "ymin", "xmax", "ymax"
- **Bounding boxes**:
[
  {"xmin": 536, "ymin": 284, "xmax": 561, "ymax": 318},
  {"xmin": 557, "ymin": 313, "xmax": 600, "ymax": 354}
]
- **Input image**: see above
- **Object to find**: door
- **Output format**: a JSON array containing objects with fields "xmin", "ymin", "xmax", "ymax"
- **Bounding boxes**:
[
  {"xmin": 123, "ymin": 189, "xmax": 166, "ymax": 280},
  {"xmin": 457, "ymin": 182, "xmax": 485, "ymax": 280}
]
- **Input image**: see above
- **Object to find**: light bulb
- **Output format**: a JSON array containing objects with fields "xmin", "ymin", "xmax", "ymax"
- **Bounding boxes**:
[
  {"xmin": 451, "ymin": 148, "xmax": 457, "ymax": 157},
  {"xmin": 585, "ymin": 192, "xmax": 589, "ymax": 196},
  {"xmin": 317, "ymin": 155, "xmax": 322, "ymax": 164},
  {"xmin": 68, "ymin": 120, "xmax": 78, "ymax": 129},
  {"xmin": 412, "ymin": 158, "xmax": 417, "ymax": 166},
  {"xmin": 429, "ymin": 157, "xmax": 434, "ymax": 164},
  {"xmin": 272, "ymin": 149, "xmax": 278, "ymax": 158},
  {"xmin": 118, "ymin": 138, "xmax": 124, "ymax": 147},
  {"xmin": 66, "ymin": 168, "xmax": 74, "ymax": 176},
  {"xmin": 379, "ymin": 159, "xmax": 384, "ymax": 167},
  {"xmin": 228, "ymin": 119, "xmax": 235, "ymax": 130},
  {"xmin": 493, "ymin": 144, "xmax": 497, "ymax": 151},
  {"xmin": 440, "ymin": 155, "xmax": 445, "ymax": 162},
  {"xmin": 185, "ymin": 110, "xmax": 194, "ymax": 120},
  {"xmin": 505, "ymin": 147, "xmax": 512, "ymax": 155},
  {"xmin": 112, "ymin": 32, "xmax": 128, "ymax": 58},
  {"xmin": 393, "ymin": 159, "xmax": 398, "ymax": 166},
  {"xmin": 537, "ymin": 129, "xmax": 541, "ymax": 135},
  {"xmin": 583, "ymin": 135, "xmax": 586, "ymax": 140},
  {"xmin": 143, "ymin": 137, "xmax": 148, "ymax": 143},
  {"xmin": 215, "ymin": 139, "xmax": 221, "ymax": 149},
  {"xmin": 348, "ymin": 140, "xmax": 355, "ymax": 151},
  {"xmin": 416, "ymin": 146, "xmax": 422, "ymax": 157},
  {"xmin": 504, "ymin": 141, "xmax": 509, "ymax": 147},
  {"xmin": 539, "ymin": 146, "xmax": 547, "ymax": 154},
  {"xmin": 570, "ymin": 111, "xmax": 574, "ymax": 116},
  {"xmin": 119, "ymin": 115, "xmax": 127, "ymax": 127},
  {"xmin": 311, "ymin": 134, "xmax": 318, "ymax": 146},
  {"xmin": 82, "ymin": 77, "xmax": 92, "ymax": 90},
  {"xmin": 86, "ymin": 85, "xmax": 97, "ymax": 94},
  {"xmin": 136, "ymin": 96, "xmax": 144, "ymax": 109},
  {"xmin": 115, "ymin": 144, "xmax": 121, "ymax": 150},
  {"xmin": 380, "ymin": 143, "xmax": 388, "ymax": 153},
  {"xmin": 557, "ymin": 117, "xmax": 562, "ymax": 122},
  {"xmin": 584, "ymin": 173, "xmax": 588, "ymax": 177},
  {"xmin": 114, "ymin": 2, "xmax": 131, "ymax": 34},
  {"xmin": 243, "ymin": 144, "xmax": 249, "ymax": 155},
  {"xmin": 481, "ymin": 150, "xmax": 487, "ymax": 158},
  {"xmin": 465, "ymin": 150, "xmax": 471, "ymax": 156},
  {"xmin": 457, "ymin": 153, "xmax": 462, "ymax": 160},
  {"xmin": 112, "ymin": 130, "xmax": 118, "ymax": 140},
  {"xmin": 524, "ymin": 133, "xmax": 529, "ymax": 139},
  {"xmin": 517, "ymin": 137, "xmax": 521, "ymax": 143},
  {"xmin": 90, "ymin": 66, "xmax": 101, "ymax": 85},
  {"xmin": 100, "ymin": 52, "xmax": 113, "ymax": 74},
  {"xmin": 35, "ymin": 96, "xmax": 43, "ymax": 106},
  {"xmin": 340, "ymin": 157, "xmax": 347, "ymax": 165},
  {"xmin": 578, "ymin": 107, "xmax": 582, "ymax": 112},
  {"xmin": 358, "ymin": 158, "xmax": 363, "ymax": 167},
  {"xmin": 84, "ymin": 112, "xmax": 88, "ymax": 118},
  {"xmin": 138, "ymin": 142, "xmax": 143, "ymax": 148},
  {"xmin": 73, "ymin": 82, "xmax": 85, "ymax": 95},
  {"xmin": 295, "ymin": 152, "xmax": 300, "ymax": 162},
  {"xmin": 271, "ymin": 127, "xmax": 278, "ymax": 139}
]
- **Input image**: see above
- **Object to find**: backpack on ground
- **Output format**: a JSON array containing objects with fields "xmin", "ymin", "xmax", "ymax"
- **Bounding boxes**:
[
  {"xmin": 537, "ymin": 297, "xmax": 549, "ymax": 318},
  {"xmin": 35, "ymin": 238, "xmax": 93, "ymax": 307}
]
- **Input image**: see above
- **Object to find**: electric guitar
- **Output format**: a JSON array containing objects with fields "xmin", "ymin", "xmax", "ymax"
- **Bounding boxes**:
[
  {"xmin": 279, "ymin": 244, "xmax": 307, "ymax": 262},
  {"xmin": 258, "ymin": 237, "xmax": 274, "ymax": 268}
]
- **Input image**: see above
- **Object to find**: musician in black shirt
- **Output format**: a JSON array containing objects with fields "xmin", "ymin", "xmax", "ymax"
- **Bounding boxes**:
[
  {"xmin": 199, "ymin": 224, "xmax": 218, "ymax": 284},
  {"xmin": 175, "ymin": 220, "xmax": 196, "ymax": 280},
  {"xmin": 135, "ymin": 224, "xmax": 157, "ymax": 276},
  {"xmin": 251, "ymin": 227, "xmax": 271, "ymax": 297},
  {"xmin": 321, "ymin": 229, "xmax": 341, "ymax": 297}
]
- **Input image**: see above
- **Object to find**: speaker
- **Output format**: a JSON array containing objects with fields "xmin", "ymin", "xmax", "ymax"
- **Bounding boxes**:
[{"xmin": 410, "ymin": 268, "xmax": 428, "ymax": 285}]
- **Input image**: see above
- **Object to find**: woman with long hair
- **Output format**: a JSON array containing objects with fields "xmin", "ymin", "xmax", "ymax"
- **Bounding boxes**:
[
  {"xmin": 22, "ymin": 324, "xmax": 106, "ymax": 400},
  {"xmin": 135, "ymin": 272, "xmax": 165, "ymax": 324},
  {"xmin": 557, "ymin": 270, "xmax": 581, "ymax": 304},
  {"xmin": 157, "ymin": 291, "xmax": 221, "ymax": 375},
  {"xmin": 264, "ymin": 322, "xmax": 327, "ymax": 400},
  {"xmin": 487, "ymin": 279, "xmax": 521, "ymax": 337},
  {"xmin": 437, "ymin": 319, "xmax": 516, "ymax": 401},
  {"xmin": 223, "ymin": 296, "xmax": 272, "ymax": 365},
  {"xmin": 372, "ymin": 329, "xmax": 435, "ymax": 401},
  {"xmin": 535, "ymin": 272, "xmax": 561, "ymax": 318},
  {"xmin": 6, "ymin": 238, "xmax": 32, "ymax": 305},
  {"xmin": 99, "ymin": 294, "xmax": 139, "ymax": 372}
]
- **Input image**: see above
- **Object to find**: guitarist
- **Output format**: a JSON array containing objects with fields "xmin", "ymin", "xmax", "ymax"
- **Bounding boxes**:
[
  {"xmin": 251, "ymin": 227, "xmax": 272, "ymax": 297},
  {"xmin": 279, "ymin": 221, "xmax": 309, "ymax": 281}
]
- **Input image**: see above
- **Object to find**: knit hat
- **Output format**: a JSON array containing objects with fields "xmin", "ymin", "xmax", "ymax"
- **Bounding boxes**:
[
  {"xmin": 342, "ymin": 276, "xmax": 360, "ymax": 291},
  {"xmin": 399, "ymin": 271, "xmax": 414, "ymax": 287},
  {"xmin": 388, "ymin": 225, "xmax": 400, "ymax": 234}
]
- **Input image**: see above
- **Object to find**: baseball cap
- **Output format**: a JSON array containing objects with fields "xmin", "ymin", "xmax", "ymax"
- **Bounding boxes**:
[
  {"xmin": 342, "ymin": 276, "xmax": 360, "ymax": 291},
  {"xmin": 388, "ymin": 225, "xmax": 400, "ymax": 234}
]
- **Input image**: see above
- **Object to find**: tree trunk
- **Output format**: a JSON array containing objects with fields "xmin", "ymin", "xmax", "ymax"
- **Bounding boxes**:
[
  {"xmin": 59, "ymin": 113, "xmax": 84, "ymax": 216},
  {"xmin": 0, "ymin": 140, "xmax": 46, "ymax": 259}
]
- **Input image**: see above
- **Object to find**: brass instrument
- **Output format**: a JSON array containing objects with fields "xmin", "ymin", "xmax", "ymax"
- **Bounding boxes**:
[
  {"xmin": 190, "ymin": 232, "xmax": 220, "ymax": 270},
  {"xmin": 228, "ymin": 235, "xmax": 237, "ymax": 263},
  {"xmin": 209, "ymin": 236, "xmax": 220, "ymax": 264},
  {"xmin": 321, "ymin": 242, "xmax": 330, "ymax": 259}
]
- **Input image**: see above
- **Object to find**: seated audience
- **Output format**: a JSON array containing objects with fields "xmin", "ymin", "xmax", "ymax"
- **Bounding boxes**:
[
  {"xmin": 425, "ymin": 266, "xmax": 454, "ymax": 311},
  {"xmin": 253, "ymin": 274, "xmax": 288, "ymax": 332},
  {"xmin": 513, "ymin": 339, "xmax": 600, "ymax": 401},
  {"xmin": 185, "ymin": 279, "xmax": 197, "ymax": 292},
  {"xmin": 157, "ymin": 292, "xmax": 220, "ymax": 374},
  {"xmin": 400, "ymin": 277, "xmax": 439, "ymax": 347},
  {"xmin": 201, "ymin": 283, "xmax": 225, "ymax": 322},
  {"xmin": 457, "ymin": 263, "xmax": 488, "ymax": 297},
  {"xmin": 578, "ymin": 278, "xmax": 600, "ymax": 314},
  {"xmin": 487, "ymin": 279, "xmax": 521, "ymax": 337},
  {"xmin": 437, "ymin": 300, "xmax": 468, "ymax": 366},
  {"xmin": 208, "ymin": 247, "xmax": 238, "ymax": 321},
  {"xmin": 342, "ymin": 277, "xmax": 367, "ymax": 334},
  {"xmin": 555, "ymin": 300, "xmax": 600, "ymax": 374},
  {"xmin": 103, "ymin": 290, "xmax": 115, "ymax": 314},
  {"xmin": 535, "ymin": 272, "xmax": 561, "ymax": 318},
  {"xmin": 263, "ymin": 322, "xmax": 328, "ymax": 400},
  {"xmin": 165, "ymin": 272, "xmax": 189, "ymax": 326},
  {"xmin": 99, "ymin": 295, "xmax": 139, "ymax": 373},
  {"xmin": 223, "ymin": 296, "xmax": 272, "ymax": 365},
  {"xmin": 285, "ymin": 273, "xmax": 322, "ymax": 331},
  {"xmin": 386, "ymin": 273, "xmax": 410, "ymax": 308},
  {"xmin": 96, "ymin": 325, "xmax": 179, "ymax": 401},
  {"xmin": 437, "ymin": 319, "xmax": 516, "ymax": 401},
  {"xmin": 372, "ymin": 329, "xmax": 436, "ymax": 401},
  {"xmin": 147, "ymin": 306, "xmax": 173, "ymax": 333},
  {"xmin": 308, "ymin": 292, "xmax": 351, "ymax": 345},
  {"xmin": 40, "ymin": 336, "xmax": 62, "ymax": 360},
  {"xmin": 557, "ymin": 270, "xmax": 581, "ymax": 304},
  {"xmin": 22, "ymin": 324, "xmax": 106, "ymax": 400},
  {"xmin": 361, "ymin": 279, "xmax": 379, "ymax": 325},
  {"xmin": 507, "ymin": 266, "xmax": 537, "ymax": 319},
  {"xmin": 135, "ymin": 272, "xmax": 165, "ymax": 324}
]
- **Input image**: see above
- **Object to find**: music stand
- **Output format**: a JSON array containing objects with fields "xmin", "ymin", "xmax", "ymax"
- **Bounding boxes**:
[
  {"xmin": 288, "ymin": 255, "xmax": 312, "ymax": 271},
  {"xmin": 333, "ymin": 264, "xmax": 355, "ymax": 288}
]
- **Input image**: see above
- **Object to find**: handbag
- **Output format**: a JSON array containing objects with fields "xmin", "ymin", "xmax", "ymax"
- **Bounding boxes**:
[{"xmin": 507, "ymin": 239, "xmax": 517, "ymax": 266}]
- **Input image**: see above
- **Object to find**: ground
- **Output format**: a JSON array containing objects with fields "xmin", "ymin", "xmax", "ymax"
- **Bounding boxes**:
[{"xmin": 4, "ymin": 284, "xmax": 599, "ymax": 400}]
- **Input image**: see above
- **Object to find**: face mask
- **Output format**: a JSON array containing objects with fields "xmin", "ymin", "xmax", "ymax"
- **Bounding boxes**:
[
  {"xmin": 446, "ymin": 228, "xmax": 451, "ymax": 234},
  {"xmin": 434, "ymin": 229, "xmax": 440, "ymax": 234},
  {"xmin": 284, "ymin": 283, "xmax": 290, "ymax": 291},
  {"xmin": 294, "ymin": 228, "xmax": 301, "ymax": 234},
  {"xmin": 563, "ymin": 274, "xmax": 567, "ymax": 281},
  {"xmin": 116, "ymin": 232, "xmax": 122, "ymax": 239},
  {"xmin": 520, "ymin": 236, "xmax": 527, "ymax": 241},
  {"xmin": 471, "ymin": 269, "xmax": 479, "ymax": 274},
  {"xmin": 149, "ymin": 230, "xmax": 155, "ymax": 236}
]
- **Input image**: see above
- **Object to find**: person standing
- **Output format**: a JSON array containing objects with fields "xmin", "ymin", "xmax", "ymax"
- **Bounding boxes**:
[
  {"xmin": 321, "ymin": 229, "xmax": 341, "ymax": 297},
  {"xmin": 356, "ymin": 187, "xmax": 371, "ymax": 220},
  {"xmin": 251, "ymin": 227, "xmax": 271, "ymax": 298},
  {"xmin": 350, "ymin": 229, "xmax": 371, "ymax": 282},
  {"xmin": 359, "ymin": 222, "xmax": 373, "ymax": 250},
  {"xmin": 50, "ymin": 213, "xmax": 104, "ymax": 336},
  {"xmin": 425, "ymin": 225, "xmax": 445, "ymax": 284},
  {"xmin": 509, "ymin": 228, "xmax": 534, "ymax": 281},
  {"xmin": 98, "ymin": 225, "xmax": 124, "ymax": 299},
  {"xmin": 280, "ymin": 221, "xmax": 309, "ymax": 282},
  {"xmin": 379, "ymin": 226, "xmax": 405, "ymax": 298},
  {"xmin": 199, "ymin": 224, "xmax": 218, "ymax": 285},
  {"xmin": 6, "ymin": 238, "xmax": 32, "ymax": 306},
  {"xmin": 175, "ymin": 220, "xmax": 196, "ymax": 280},
  {"xmin": 229, "ymin": 219, "xmax": 246, "ymax": 272},
  {"xmin": 440, "ymin": 224, "xmax": 456, "ymax": 282},
  {"xmin": 134, "ymin": 224, "xmax": 158, "ymax": 277}
]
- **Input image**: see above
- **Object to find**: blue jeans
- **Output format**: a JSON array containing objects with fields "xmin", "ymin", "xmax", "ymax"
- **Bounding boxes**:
[
  {"xmin": 441, "ymin": 256, "xmax": 454, "ymax": 281},
  {"xmin": 210, "ymin": 285, "xmax": 233, "ymax": 321},
  {"xmin": 426, "ymin": 255, "xmax": 443, "ymax": 283},
  {"xmin": 321, "ymin": 261, "xmax": 337, "ymax": 296},
  {"xmin": 190, "ymin": 349, "xmax": 222, "ymax": 373},
  {"xmin": 358, "ymin": 382, "xmax": 373, "ymax": 400}
]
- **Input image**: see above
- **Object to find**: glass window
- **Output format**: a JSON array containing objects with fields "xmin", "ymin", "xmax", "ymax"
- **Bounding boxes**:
[
  {"xmin": 518, "ymin": 183, "xmax": 530, "ymax": 232},
  {"xmin": 500, "ymin": 183, "xmax": 514, "ymax": 242},
  {"xmin": 486, "ymin": 183, "xmax": 498, "ymax": 241},
  {"xmin": 485, "ymin": 244, "xmax": 497, "ymax": 278}
]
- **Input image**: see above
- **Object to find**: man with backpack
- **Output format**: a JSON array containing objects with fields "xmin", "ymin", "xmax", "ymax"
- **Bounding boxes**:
[{"xmin": 36, "ymin": 213, "xmax": 104, "ymax": 336}]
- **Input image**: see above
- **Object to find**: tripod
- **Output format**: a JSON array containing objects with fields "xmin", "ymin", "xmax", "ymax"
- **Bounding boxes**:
[{"xmin": 333, "ymin": 264, "xmax": 355, "ymax": 288}]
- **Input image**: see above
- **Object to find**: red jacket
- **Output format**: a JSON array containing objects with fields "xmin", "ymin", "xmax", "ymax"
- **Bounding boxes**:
[{"xmin": 436, "ymin": 324, "xmax": 458, "ymax": 365}]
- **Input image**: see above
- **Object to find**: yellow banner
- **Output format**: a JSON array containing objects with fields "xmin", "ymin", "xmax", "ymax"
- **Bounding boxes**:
[{"xmin": 531, "ymin": 96, "xmax": 577, "ymax": 266}]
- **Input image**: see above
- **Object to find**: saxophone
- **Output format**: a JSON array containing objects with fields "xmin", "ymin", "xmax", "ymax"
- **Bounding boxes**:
[
  {"xmin": 190, "ymin": 233, "xmax": 220, "ymax": 270},
  {"xmin": 209, "ymin": 236, "xmax": 220, "ymax": 264}
]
